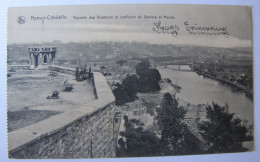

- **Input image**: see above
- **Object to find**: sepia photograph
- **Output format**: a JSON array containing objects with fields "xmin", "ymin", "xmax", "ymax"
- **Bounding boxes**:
[{"xmin": 7, "ymin": 4, "xmax": 254, "ymax": 159}]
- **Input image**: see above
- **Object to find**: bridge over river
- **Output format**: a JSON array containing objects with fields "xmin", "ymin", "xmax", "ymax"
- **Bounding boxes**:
[{"xmin": 164, "ymin": 64, "xmax": 192, "ymax": 72}]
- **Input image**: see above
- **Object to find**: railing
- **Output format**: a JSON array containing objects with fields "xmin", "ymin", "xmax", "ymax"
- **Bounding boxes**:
[
  {"xmin": 28, "ymin": 47, "xmax": 57, "ymax": 52},
  {"xmin": 8, "ymin": 65, "xmax": 30, "ymax": 70}
]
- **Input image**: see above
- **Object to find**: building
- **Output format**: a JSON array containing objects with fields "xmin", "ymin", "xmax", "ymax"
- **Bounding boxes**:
[
  {"xmin": 123, "ymin": 100, "xmax": 154, "ymax": 128},
  {"xmin": 28, "ymin": 46, "xmax": 57, "ymax": 69}
]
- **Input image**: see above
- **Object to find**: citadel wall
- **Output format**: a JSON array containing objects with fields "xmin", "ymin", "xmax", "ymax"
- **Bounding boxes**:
[{"xmin": 8, "ymin": 70, "xmax": 116, "ymax": 158}]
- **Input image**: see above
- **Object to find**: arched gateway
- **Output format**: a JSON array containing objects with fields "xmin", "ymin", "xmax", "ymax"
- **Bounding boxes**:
[{"xmin": 28, "ymin": 46, "xmax": 57, "ymax": 69}]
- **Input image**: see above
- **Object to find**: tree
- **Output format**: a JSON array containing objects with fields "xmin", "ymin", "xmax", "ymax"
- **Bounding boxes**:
[
  {"xmin": 100, "ymin": 65, "xmax": 105, "ymax": 73},
  {"xmin": 122, "ymin": 75, "xmax": 138, "ymax": 99},
  {"xmin": 156, "ymin": 93, "xmax": 187, "ymax": 155},
  {"xmin": 116, "ymin": 138, "xmax": 126, "ymax": 157},
  {"xmin": 116, "ymin": 60, "xmax": 127, "ymax": 66},
  {"xmin": 117, "ymin": 116, "xmax": 161, "ymax": 157},
  {"xmin": 138, "ymin": 69, "xmax": 161, "ymax": 93},
  {"xmin": 136, "ymin": 60, "xmax": 150, "ymax": 76},
  {"xmin": 135, "ymin": 60, "xmax": 161, "ymax": 93},
  {"xmin": 113, "ymin": 75, "xmax": 138, "ymax": 106},
  {"xmin": 199, "ymin": 102, "xmax": 248, "ymax": 153}
]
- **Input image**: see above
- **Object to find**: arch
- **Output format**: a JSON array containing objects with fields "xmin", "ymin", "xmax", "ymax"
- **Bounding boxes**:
[
  {"xmin": 43, "ymin": 54, "xmax": 48, "ymax": 63},
  {"xmin": 34, "ymin": 55, "xmax": 38, "ymax": 68},
  {"xmin": 51, "ymin": 52, "xmax": 55, "ymax": 63}
]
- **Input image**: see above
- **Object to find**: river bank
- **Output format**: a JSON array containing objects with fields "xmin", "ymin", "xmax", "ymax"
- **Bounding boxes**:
[
  {"xmin": 158, "ymin": 66, "xmax": 254, "ymax": 124},
  {"xmin": 190, "ymin": 65, "xmax": 253, "ymax": 98}
]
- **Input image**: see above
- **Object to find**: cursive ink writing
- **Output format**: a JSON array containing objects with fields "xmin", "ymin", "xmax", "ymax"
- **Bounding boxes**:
[
  {"xmin": 152, "ymin": 21, "xmax": 179, "ymax": 37},
  {"xmin": 184, "ymin": 21, "xmax": 229, "ymax": 38}
]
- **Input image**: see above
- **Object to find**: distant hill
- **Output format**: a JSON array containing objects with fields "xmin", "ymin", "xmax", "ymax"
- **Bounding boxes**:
[{"xmin": 7, "ymin": 42, "xmax": 253, "ymax": 63}]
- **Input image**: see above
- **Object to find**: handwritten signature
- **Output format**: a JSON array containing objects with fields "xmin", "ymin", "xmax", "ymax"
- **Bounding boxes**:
[
  {"xmin": 184, "ymin": 21, "xmax": 229, "ymax": 38},
  {"xmin": 152, "ymin": 21, "xmax": 179, "ymax": 37}
]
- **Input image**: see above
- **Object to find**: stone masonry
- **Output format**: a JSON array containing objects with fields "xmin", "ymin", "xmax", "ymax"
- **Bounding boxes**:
[
  {"xmin": 9, "ymin": 104, "xmax": 116, "ymax": 158},
  {"xmin": 8, "ymin": 71, "xmax": 116, "ymax": 158}
]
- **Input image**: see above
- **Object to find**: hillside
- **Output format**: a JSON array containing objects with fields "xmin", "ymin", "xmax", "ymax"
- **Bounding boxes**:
[{"xmin": 7, "ymin": 42, "xmax": 253, "ymax": 64}]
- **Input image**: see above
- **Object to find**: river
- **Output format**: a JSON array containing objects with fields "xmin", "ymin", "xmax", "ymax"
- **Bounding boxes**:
[{"xmin": 159, "ymin": 65, "xmax": 254, "ymax": 124}]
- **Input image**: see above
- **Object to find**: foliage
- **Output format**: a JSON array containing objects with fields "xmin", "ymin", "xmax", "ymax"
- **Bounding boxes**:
[
  {"xmin": 156, "ymin": 93, "xmax": 187, "ymax": 155},
  {"xmin": 116, "ymin": 60, "xmax": 127, "ymax": 66},
  {"xmin": 117, "ymin": 116, "xmax": 160, "ymax": 157},
  {"xmin": 122, "ymin": 74, "xmax": 138, "ymax": 97},
  {"xmin": 136, "ymin": 59, "xmax": 150, "ymax": 76},
  {"xmin": 116, "ymin": 138, "xmax": 126, "ymax": 157},
  {"xmin": 113, "ymin": 75, "xmax": 138, "ymax": 106},
  {"xmin": 199, "ymin": 102, "xmax": 248, "ymax": 153},
  {"xmin": 138, "ymin": 69, "xmax": 161, "ymax": 93},
  {"xmin": 100, "ymin": 65, "xmax": 105, "ymax": 73},
  {"xmin": 113, "ymin": 60, "xmax": 161, "ymax": 105},
  {"xmin": 136, "ymin": 60, "xmax": 161, "ymax": 93}
]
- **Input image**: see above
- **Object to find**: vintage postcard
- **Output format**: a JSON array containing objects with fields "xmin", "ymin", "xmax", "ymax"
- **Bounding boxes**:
[{"xmin": 7, "ymin": 4, "xmax": 253, "ymax": 158}]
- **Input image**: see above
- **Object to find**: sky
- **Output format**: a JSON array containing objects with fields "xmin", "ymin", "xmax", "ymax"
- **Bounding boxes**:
[{"xmin": 8, "ymin": 4, "xmax": 252, "ymax": 48}]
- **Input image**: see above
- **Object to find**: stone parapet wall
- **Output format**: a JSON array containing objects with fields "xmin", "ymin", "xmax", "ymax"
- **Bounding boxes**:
[
  {"xmin": 49, "ymin": 65, "xmax": 76, "ymax": 76},
  {"xmin": 8, "ymin": 65, "xmax": 30, "ymax": 70},
  {"xmin": 8, "ymin": 72, "xmax": 116, "ymax": 159}
]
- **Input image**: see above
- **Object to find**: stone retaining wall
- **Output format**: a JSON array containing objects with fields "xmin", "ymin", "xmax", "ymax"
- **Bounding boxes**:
[{"xmin": 8, "ymin": 72, "xmax": 116, "ymax": 159}]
